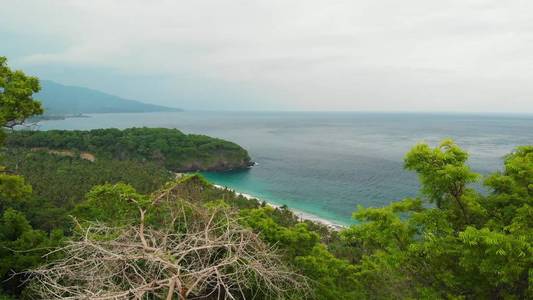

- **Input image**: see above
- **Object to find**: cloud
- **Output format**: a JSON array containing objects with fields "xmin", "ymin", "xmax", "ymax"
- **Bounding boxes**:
[{"xmin": 1, "ymin": 0, "xmax": 532, "ymax": 111}]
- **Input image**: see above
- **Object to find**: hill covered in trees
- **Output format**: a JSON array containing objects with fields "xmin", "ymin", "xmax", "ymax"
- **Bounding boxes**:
[
  {"xmin": 2, "ymin": 149, "xmax": 173, "ymax": 232},
  {"xmin": 6, "ymin": 128, "xmax": 253, "ymax": 172},
  {"xmin": 36, "ymin": 80, "xmax": 181, "ymax": 115}
]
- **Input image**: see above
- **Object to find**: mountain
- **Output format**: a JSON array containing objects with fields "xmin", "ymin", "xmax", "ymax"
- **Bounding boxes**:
[{"xmin": 36, "ymin": 80, "xmax": 181, "ymax": 115}]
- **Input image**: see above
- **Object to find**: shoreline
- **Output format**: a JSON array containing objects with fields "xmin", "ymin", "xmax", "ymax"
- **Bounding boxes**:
[{"xmin": 213, "ymin": 184, "xmax": 346, "ymax": 231}]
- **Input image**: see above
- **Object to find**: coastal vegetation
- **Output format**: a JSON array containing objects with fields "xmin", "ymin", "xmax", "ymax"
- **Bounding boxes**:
[
  {"xmin": 6, "ymin": 127, "xmax": 253, "ymax": 172},
  {"xmin": 1, "ymin": 56, "xmax": 531, "ymax": 299},
  {"xmin": 31, "ymin": 177, "xmax": 306, "ymax": 300},
  {"xmin": 2, "ymin": 149, "xmax": 173, "ymax": 232}
]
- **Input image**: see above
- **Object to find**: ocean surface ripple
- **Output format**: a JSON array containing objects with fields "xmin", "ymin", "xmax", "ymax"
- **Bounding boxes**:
[{"xmin": 39, "ymin": 111, "xmax": 533, "ymax": 224}]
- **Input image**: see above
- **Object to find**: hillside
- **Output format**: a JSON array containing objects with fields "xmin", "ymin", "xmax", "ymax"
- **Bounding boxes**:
[
  {"xmin": 36, "ymin": 80, "xmax": 181, "ymax": 115},
  {"xmin": 6, "ymin": 127, "xmax": 253, "ymax": 172}
]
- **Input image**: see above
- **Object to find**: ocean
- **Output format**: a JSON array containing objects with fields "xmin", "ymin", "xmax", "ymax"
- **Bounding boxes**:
[{"xmin": 37, "ymin": 111, "xmax": 533, "ymax": 225}]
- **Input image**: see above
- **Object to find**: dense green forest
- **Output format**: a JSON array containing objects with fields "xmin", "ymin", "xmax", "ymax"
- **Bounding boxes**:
[
  {"xmin": 1, "ymin": 56, "xmax": 531, "ymax": 299},
  {"xmin": 1, "ymin": 149, "xmax": 173, "ymax": 232},
  {"xmin": 7, "ymin": 127, "xmax": 253, "ymax": 172}
]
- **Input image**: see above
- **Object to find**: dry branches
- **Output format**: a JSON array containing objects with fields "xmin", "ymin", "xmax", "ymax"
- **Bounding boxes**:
[{"xmin": 30, "ymin": 187, "xmax": 306, "ymax": 299}]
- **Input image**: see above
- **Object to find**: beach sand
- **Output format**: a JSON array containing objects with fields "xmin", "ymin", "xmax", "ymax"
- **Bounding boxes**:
[{"xmin": 213, "ymin": 184, "xmax": 346, "ymax": 231}]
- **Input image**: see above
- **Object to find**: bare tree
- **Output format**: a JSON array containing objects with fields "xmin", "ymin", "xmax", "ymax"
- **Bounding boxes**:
[{"xmin": 29, "ymin": 184, "xmax": 307, "ymax": 299}]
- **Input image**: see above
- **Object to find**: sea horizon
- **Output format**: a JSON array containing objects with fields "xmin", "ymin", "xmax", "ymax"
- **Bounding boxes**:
[{"xmin": 37, "ymin": 111, "xmax": 533, "ymax": 224}]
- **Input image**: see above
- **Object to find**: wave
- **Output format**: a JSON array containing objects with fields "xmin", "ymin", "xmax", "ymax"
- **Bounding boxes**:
[{"xmin": 212, "ymin": 184, "xmax": 346, "ymax": 231}]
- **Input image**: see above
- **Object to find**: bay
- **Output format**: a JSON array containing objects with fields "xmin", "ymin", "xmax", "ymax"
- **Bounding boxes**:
[{"xmin": 37, "ymin": 111, "xmax": 533, "ymax": 225}]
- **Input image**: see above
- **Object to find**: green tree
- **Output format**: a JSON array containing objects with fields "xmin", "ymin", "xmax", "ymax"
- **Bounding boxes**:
[
  {"xmin": 0, "ymin": 56, "xmax": 42, "ymax": 143},
  {"xmin": 404, "ymin": 139, "xmax": 481, "ymax": 226},
  {"xmin": 0, "ymin": 171, "xmax": 32, "ymax": 212},
  {"xmin": 6, "ymin": 127, "xmax": 252, "ymax": 172},
  {"xmin": 295, "ymin": 244, "xmax": 362, "ymax": 299},
  {"xmin": 73, "ymin": 183, "xmax": 148, "ymax": 226},
  {"xmin": 0, "ymin": 209, "xmax": 63, "ymax": 296},
  {"xmin": 0, "ymin": 56, "xmax": 42, "ymax": 212},
  {"xmin": 0, "ymin": 57, "xmax": 47, "ymax": 298},
  {"xmin": 341, "ymin": 141, "xmax": 532, "ymax": 299},
  {"xmin": 239, "ymin": 206, "xmax": 320, "ymax": 258}
]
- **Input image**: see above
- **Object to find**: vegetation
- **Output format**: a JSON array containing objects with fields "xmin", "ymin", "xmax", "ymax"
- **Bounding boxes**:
[
  {"xmin": 2, "ymin": 149, "xmax": 173, "ymax": 232},
  {"xmin": 6, "ymin": 127, "xmax": 253, "ymax": 172},
  {"xmin": 31, "ymin": 179, "xmax": 305, "ymax": 299},
  {"xmin": 1, "ymin": 56, "xmax": 531, "ymax": 299},
  {"xmin": 0, "ymin": 56, "xmax": 59, "ymax": 298},
  {"xmin": 336, "ymin": 141, "xmax": 532, "ymax": 299},
  {"xmin": 0, "ymin": 57, "xmax": 43, "ymax": 142}
]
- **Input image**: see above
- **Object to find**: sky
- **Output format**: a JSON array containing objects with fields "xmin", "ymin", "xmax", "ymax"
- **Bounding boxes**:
[{"xmin": 1, "ymin": 0, "xmax": 532, "ymax": 112}]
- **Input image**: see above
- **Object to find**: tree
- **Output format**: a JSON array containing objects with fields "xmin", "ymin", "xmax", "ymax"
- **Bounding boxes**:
[
  {"xmin": 295, "ymin": 244, "xmax": 362, "ymax": 299},
  {"xmin": 339, "ymin": 140, "xmax": 532, "ymax": 299},
  {"xmin": 0, "ymin": 209, "xmax": 63, "ymax": 295},
  {"xmin": 404, "ymin": 139, "xmax": 480, "ymax": 226},
  {"xmin": 0, "ymin": 56, "xmax": 42, "ymax": 211},
  {"xmin": 0, "ymin": 56, "xmax": 43, "ymax": 142},
  {"xmin": 0, "ymin": 57, "xmax": 48, "ymax": 297}
]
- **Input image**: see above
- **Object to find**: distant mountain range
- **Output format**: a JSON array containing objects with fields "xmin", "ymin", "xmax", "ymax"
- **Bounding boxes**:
[{"xmin": 36, "ymin": 80, "xmax": 181, "ymax": 115}]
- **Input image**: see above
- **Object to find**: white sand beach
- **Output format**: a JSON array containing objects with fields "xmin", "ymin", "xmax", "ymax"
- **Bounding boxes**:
[{"xmin": 213, "ymin": 184, "xmax": 346, "ymax": 231}]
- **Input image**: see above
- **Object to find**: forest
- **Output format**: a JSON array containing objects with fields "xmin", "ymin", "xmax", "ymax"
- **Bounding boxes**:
[
  {"xmin": 1, "ymin": 56, "xmax": 532, "ymax": 299},
  {"xmin": 6, "ymin": 127, "xmax": 253, "ymax": 172}
]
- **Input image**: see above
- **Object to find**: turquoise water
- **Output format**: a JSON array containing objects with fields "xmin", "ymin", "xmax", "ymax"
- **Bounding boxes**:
[{"xmin": 38, "ymin": 111, "xmax": 533, "ymax": 225}]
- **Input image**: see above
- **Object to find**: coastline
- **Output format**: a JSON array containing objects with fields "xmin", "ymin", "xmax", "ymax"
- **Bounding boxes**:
[{"xmin": 212, "ymin": 184, "xmax": 346, "ymax": 231}]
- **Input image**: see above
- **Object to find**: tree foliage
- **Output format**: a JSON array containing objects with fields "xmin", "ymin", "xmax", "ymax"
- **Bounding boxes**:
[
  {"xmin": 7, "ymin": 127, "xmax": 252, "ymax": 172},
  {"xmin": 0, "ymin": 58, "xmax": 56, "ymax": 297},
  {"xmin": 0, "ymin": 56, "xmax": 43, "ymax": 142},
  {"xmin": 341, "ymin": 141, "xmax": 532, "ymax": 299},
  {"xmin": 2, "ymin": 149, "xmax": 172, "ymax": 232}
]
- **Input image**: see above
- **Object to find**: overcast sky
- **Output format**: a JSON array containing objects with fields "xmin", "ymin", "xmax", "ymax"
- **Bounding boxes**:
[{"xmin": 1, "ymin": 0, "xmax": 532, "ymax": 112}]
